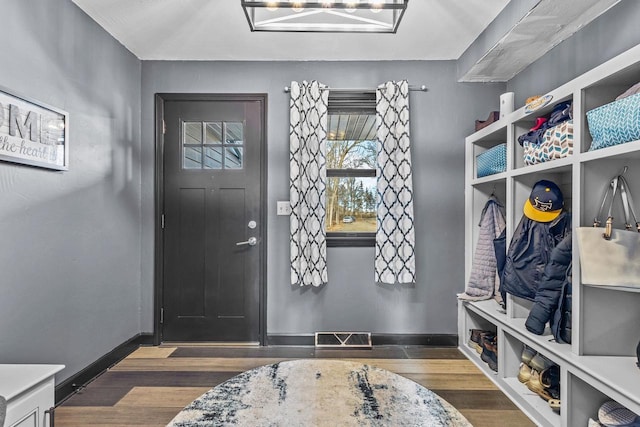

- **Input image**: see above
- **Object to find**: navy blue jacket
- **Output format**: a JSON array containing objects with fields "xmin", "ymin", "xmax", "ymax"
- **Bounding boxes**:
[
  {"xmin": 500, "ymin": 211, "xmax": 571, "ymax": 302},
  {"xmin": 525, "ymin": 233, "xmax": 572, "ymax": 343}
]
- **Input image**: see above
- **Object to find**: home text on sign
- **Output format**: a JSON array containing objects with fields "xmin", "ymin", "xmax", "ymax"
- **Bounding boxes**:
[
  {"xmin": 0, "ymin": 91, "xmax": 67, "ymax": 170},
  {"xmin": 0, "ymin": 103, "xmax": 40, "ymax": 142}
]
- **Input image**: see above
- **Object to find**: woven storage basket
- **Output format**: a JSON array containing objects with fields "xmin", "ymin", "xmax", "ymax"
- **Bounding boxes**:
[
  {"xmin": 476, "ymin": 143, "xmax": 506, "ymax": 178},
  {"xmin": 587, "ymin": 93, "xmax": 640, "ymax": 150},
  {"xmin": 523, "ymin": 120, "xmax": 573, "ymax": 166}
]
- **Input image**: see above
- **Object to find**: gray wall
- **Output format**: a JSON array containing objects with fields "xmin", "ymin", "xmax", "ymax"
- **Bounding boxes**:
[
  {"xmin": 5, "ymin": 0, "xmax": 637, "ymax": 388},
  {"xmin": 141, "ymin": 61, "xmax": 505, "ymax": 336},
  {"xmin": 507, "ymin": 1, "xmax": 640, "ymax": 106},
  {"xmin": 0, "ymin": 0, "xmax": 142, "ymax": 381}
]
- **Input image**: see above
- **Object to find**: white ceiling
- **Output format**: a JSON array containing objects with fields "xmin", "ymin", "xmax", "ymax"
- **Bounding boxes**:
[{"xmin": 71, "ymin": 0, "xmax": 511, "ymax": 61}]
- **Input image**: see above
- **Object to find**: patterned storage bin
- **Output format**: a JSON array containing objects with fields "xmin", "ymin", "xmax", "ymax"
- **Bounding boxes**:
[
  {"xmin": 523, "ymin": 120, "xmax": 573, "ymax": 166},
  {"xmin": 476, "ymin": 143, "xmax": 506, "ymax": 178},
  {"xmin": 587, "ymin": 93, "xmax": 640, "ymax": 150}
]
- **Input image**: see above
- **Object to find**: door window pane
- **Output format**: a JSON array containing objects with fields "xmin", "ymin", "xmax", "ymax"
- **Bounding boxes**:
[
  {"xmin": 204, "ymin": 147, "xmax": 223, "ymax": 169},
  {"xmin": 225, "ymin": 147, "xmax": 243, "ymax": 169},
  {"xmin": 205, "ymin": 122, "xmax": 223, "ymax": 145},
  {"xmin": 184, "ymin": 147, "xmax": 202, "ymax": 169},
  {"xmin": 225, "ymin": 122, "xmax": 244, "ymax": 145},
  {"xmin": 184, "ymin": 122, "xmax": 202, "ymax": 145}
]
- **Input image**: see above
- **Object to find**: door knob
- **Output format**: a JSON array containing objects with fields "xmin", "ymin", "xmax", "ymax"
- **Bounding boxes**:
[{"xmin": 236, "ymin": 236, "xmax": 258, "ymax": 246}]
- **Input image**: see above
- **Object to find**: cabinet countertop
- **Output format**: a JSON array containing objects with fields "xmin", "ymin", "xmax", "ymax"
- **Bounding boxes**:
[{"xmin": 0, "ymin": 364, "xmax": 64, "ymax": 400}]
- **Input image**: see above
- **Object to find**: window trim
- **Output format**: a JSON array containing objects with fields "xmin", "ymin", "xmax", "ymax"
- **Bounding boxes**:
[
  {"xmin": 327, "ymin": 232, "xmax": 375, "ymax": 247},
  {"xmin": 327, "ymin": 169, "xmax": 376, "ymax": 178}
]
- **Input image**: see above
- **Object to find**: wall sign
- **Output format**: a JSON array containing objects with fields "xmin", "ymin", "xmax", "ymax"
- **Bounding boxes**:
[{"xmin": 0, "ymin": 88, "xmax": 69, "ymax": 170}]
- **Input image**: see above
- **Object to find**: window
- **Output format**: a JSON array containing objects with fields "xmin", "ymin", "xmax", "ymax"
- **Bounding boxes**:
[
  {"xmin": 326, "ymin": 91, "xmax": 377, "ymax": 247},
  {"xmin": 183, "ymin": 121, "xmax": 244, "ymax": 169}
]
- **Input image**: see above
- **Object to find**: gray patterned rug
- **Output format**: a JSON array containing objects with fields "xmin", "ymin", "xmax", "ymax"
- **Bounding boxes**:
[{"xmin": 167, "ymin": 359, "xmax": 472, "ymax": 426}]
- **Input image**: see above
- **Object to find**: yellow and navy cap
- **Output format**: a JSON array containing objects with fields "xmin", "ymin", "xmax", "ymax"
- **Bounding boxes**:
[{"xmin": 523, "ymin": 180, "xmax": 564, "ymax": 223}]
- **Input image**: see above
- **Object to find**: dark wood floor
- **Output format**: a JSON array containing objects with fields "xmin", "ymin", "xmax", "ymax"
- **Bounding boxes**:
[{"xmin": 56, "ymin": 345, "xmax": 534, "ymax": 426}]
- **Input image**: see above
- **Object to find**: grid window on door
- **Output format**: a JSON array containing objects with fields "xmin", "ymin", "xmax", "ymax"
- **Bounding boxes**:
[{"xmin": 183, "ymin": 121, "xmax": 244, "ymax": 169}]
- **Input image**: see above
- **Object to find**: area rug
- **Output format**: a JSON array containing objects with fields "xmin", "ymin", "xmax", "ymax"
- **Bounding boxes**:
[{"xmin": 167, "ymin": 359, "xmax": 472, "ymax": 426}]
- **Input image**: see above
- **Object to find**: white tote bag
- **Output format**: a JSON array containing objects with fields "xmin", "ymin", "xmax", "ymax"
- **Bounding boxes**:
[{"xmin": 576, "ymin": 173, "xmax": 640, "ymax": 289}]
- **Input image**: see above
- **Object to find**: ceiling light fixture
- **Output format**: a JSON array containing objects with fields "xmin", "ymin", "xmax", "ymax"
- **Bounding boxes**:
[
  {"xmin": 369, "ymin": 0, "xmax": 383, "ymax": 13},
  {"xmin": 344, "ymin": 0, "xmax": 358, "ymax": 13},
  {"xmin": 266, "ymin": 2, "xmax": 279, "ymax": 11},
  {"xmin": 241, "ymin": 0, "xmax": 408, "ymax": 33}
]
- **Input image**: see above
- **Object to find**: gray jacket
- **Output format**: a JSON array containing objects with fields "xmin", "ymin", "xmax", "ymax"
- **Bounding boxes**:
[{"xmin": 458, "ymin": 196, "xmax": 506, "ymax": 301}]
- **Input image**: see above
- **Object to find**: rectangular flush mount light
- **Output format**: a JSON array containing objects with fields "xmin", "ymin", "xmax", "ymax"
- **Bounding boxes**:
[{"xmin": 241, "ymin": 1, "xmax": 408, "ymax": 33}]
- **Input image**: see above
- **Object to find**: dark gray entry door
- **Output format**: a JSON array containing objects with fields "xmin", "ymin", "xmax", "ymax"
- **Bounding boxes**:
[{"xmin": 162, "ymin": 97, "xmax": 264, "ymax": 342}]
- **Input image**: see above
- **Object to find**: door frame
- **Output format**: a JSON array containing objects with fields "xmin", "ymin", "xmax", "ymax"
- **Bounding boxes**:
[{"xmin": 153, "ymin": 93, "xmax": 268, "ymax": 346}]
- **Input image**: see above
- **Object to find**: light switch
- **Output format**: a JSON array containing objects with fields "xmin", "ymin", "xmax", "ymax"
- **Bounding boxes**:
[{"xmin": 277, "ymin": 201, "xmax": 291, "ymax": 215}]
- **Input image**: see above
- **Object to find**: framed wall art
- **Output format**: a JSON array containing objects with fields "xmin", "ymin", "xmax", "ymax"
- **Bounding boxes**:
[{"xmin": 0, "ymin": 87, "xmax": 69, "ymax": 171}]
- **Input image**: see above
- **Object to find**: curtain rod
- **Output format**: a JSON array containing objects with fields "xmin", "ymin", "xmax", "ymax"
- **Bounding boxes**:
[{"xmin": 283, "ymin": 85, "xmax": 427, "ymax": 93}]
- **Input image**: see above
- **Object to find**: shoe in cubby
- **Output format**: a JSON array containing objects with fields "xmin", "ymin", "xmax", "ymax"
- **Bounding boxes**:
[
  {"xmin": 517, "ymin": 362, "xmax": 532, "ymax": 383},
  {"xmin": 598, "ymin": 401, "xmax": 640, "ymax": 427},
  {"xmin": 521, "ymin": 344, "xmax": 537, "ymax": 365},
  {"xmin": 480, "ymin": 334, "xmax": 498, "ymax": 372},
  {"xmin": 549, "ymin": 398, "xmax": 561, "ymax": 413},
  {"xmin": 468, "ymin": 329, "xmax": 493, "ymax": 354},
  {"xmin": 529, "ymin": 353, "xmax": 555, "ymax": 372},
  {"xmin": 527, "ymin": 363, "xmax": 560, "ymax": 402}
]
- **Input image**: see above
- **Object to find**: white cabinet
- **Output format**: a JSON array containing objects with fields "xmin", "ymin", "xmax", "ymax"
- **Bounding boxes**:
[
  {"xmin": 459, "ymin": 43, "xmax": 640, "ymax": 426},
  {"xmin": 0, "ymin": 365, "xmax": 64, "ymax": 427}
]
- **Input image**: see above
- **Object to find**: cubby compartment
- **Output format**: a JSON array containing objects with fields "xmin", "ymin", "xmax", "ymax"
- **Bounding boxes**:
[
  {"xmin": 463, "ymin": 305, "xmax": 497, "ymax": 338},
  {"xmin": 567, "ymin": 374, "xmax": 610, "ymax": 427},
  {"xmin": 581, "ymin": 157, "xmax": 640, "ymax": 227},
  {"xmin": 578, "ymin": 160, "xmax": 640, "ymax": 359},
  {"xmin": 512, "ymin": 169, "xmax": 573, "ymax": 228},
  {"xmin": 468, "ymin": 120, "xmax": 508, "ymax": 145},
  {"xmin": 460, "ymin": 307, "xmax": 496, "ymax": 351},
  {"xmin": 519, "ymin": 94, "xmax": 574, "ymax": 126},
  {"xmin": 468, "ymin": 181, "xmax": 507, "ymax": 251},
  {"xmin": 502, "ymin": 332, "xmax": 562, "ymax": 427},
  {"xmin": 567, "ymin": 372, "xmax": 640, "ymax": 427},
  {"xmin": 458, "ymin": 303, "xmax": 499, "ymax": 377},
  {"xmin": 580, "ymin": 286, "xmax": 640, "ymax": 356},
  {"xmin": 468, "ymin": 124, "xmax": 509, "ymax": 180},
  {"xmin": 512, "ymin": 94, "xmax": 575, "ymax": 171},
  {"xmin": 581, "ymin": 60, "xmax": 640, "ymax": 153}
]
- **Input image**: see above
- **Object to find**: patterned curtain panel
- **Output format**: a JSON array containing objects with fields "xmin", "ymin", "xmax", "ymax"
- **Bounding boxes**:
[
  {"xmin": 290, "ymin": 81, "xmax": 329, "ymax": 287},
  {"xmin": 375, "ymin": 80, "xmax": 416, "ymax": 284}
]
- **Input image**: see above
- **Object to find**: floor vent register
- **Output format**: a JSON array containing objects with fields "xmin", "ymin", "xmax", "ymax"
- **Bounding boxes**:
[{"xmin": 314, "ymin": 332, "xmax": 372, "ymax": 349}]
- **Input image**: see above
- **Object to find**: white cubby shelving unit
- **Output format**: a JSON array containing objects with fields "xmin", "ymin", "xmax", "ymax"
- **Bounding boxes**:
[{"xmin": 458, "ymin": 43, "xmax": 640, "ymax": 427}]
